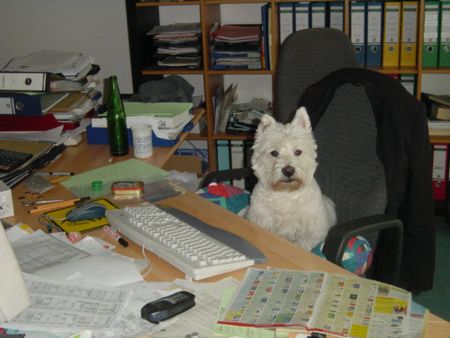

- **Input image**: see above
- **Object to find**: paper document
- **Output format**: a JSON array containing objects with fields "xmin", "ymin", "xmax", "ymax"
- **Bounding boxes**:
[
  {"xmin": 2, "ymin": 274, "xmax": 129, "ymax": 332},
  {"xmin": 3, "ymin": 50, "xmax": 94, "ymax": 77},
  {"xmin": 124, "ymin": 101, "xmax": 192, "ymax": 117},
  {"xmin": 11, "ymin": 230, "xmax": 89, "ymax": 273},
  {"xmin": 151, "ymin": 277, "xmax": 240, "ymax": 338},
  {"xmin": 36, "ymin": 255, "xmax": 144, "ymax": 287},
  {"xmin": 0, "ymin": 126, "xmax": 64, "ymax": 143}
]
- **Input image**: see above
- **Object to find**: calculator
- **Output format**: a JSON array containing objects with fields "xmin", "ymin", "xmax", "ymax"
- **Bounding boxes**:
[{"xmin": 0, "ymin": 148, "xmax": 33, "ymax": 173}]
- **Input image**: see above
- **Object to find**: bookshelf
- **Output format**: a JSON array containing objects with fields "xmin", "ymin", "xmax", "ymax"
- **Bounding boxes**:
[{"xmin": 126, "ymin": 0, "xmax": 440, "ymax": 172}]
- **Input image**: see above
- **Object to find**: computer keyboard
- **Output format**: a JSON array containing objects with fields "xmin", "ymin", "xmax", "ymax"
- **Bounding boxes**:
[
  {"xmin": 0, "ymin": 148, "xmax": 32, "ymax": 173},
  {"xmin": 106, "ymin": 204, "xmax": 259, "ymax": 280}
]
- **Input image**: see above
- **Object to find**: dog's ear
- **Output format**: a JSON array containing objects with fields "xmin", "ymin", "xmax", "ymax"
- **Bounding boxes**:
[
  {"xmin": 257, "ymin": 113, "xmax": 276, "ymax": 133},
  {"xmin": 292, "ymin": 107, "xmax": 312, "ymax": 131}
]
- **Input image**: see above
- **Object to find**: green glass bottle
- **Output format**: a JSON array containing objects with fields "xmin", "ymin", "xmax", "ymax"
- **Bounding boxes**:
[{"xmin": 107, "ymin": 76, "xmax": 129, "ymax": 156}]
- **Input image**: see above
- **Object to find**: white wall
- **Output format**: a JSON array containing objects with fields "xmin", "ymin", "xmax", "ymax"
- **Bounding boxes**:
[{"xmin": 0, "ymin": 0, "xmax": 133, "ymax": 93}]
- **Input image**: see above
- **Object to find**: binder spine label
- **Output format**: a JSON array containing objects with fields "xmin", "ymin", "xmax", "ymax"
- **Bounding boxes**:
[
  {"xmin": 367, "ymin": 4, "xmax": 382, "ymax": 44},
  {"xmin": 329, "ymin": 3, "xmax": 344, "ymax": 31},
  {"xmin": 351, "ymin": 5, "xmax": 366, "ymax": 44},
  {"xmin": 279, "ymin": 3, "xmax": 294, "ymax": 43},
  {"xmin": 402, "ymin": 5, "xmax": 418, "ymax": 43},
  {"xmin": 385, "ymin": 7, "xmax": 400, "ymax": 44},
  {"xmin": 295, "ymin": 3, "xmax": 310, "ymax": 31},
  {"xmin": 424, "ymin": 4, "xmax": 439, "ymax": 42},
  {"xmin": 311, "ymin": 3, "xmax": 326, "ymax": 28},
  {"xmin": 0, "ymin": 73, "xmax": 47, "ymax": 92},
  {"xmin": 0, "ymin": 98, "xmax": 15, "ymax": 115},
  {"xmin": 441, "ymin": 3, "xmax": 450, "ymax": 41}
]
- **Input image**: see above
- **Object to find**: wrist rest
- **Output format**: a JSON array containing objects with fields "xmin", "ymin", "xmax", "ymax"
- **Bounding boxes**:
[{"xmin": 161, "ymin": 206, "xmax": 267, "ymax": 264}]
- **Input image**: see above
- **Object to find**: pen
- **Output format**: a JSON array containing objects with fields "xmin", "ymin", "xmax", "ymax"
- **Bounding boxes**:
[
  {"xmin": 36, "ymin": 171, "xmax": 75, "ymax": 176},
  {"xmin": 103, "ymin": 225, "xmax": 129, "ymax": 247}
]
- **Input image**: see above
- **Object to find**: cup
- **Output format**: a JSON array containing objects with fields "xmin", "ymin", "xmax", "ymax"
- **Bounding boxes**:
[{"xmin": 131, "ymin": 124, "xmax": 153, "ymax": 159}]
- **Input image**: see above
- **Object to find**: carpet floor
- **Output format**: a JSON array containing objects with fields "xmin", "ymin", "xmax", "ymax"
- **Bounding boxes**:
[{"xmin": 413, "ymin": 216, "xmax": 450, "ymax": 321}]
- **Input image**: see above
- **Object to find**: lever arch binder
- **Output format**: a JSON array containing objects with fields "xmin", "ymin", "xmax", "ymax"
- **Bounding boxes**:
[{"xmin": 383, "ymin": 1, "xmax": 401, "ymax": 67}]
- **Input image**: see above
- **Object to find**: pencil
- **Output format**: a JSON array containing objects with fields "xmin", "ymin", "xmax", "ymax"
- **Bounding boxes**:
[
  {"xmin": 28, "ymin": 197, "xmax": 88, "ymax": 214},
  {"xmin": 49, "ymin": 176, "xmax": 70, "ymax": 184}
]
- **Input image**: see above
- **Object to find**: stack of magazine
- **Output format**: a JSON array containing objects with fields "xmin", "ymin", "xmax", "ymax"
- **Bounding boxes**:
[
  {"xmin": 147, "ymin": 23, "xmax": 202, "ymax": 69},
  {"xmin": 210, "ymin": 23, "xmax": 262, "ymax": 70}
]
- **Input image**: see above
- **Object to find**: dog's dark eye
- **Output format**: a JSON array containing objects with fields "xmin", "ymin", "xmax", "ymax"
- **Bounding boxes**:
[
  {"xmin": 294, "ymin": 149, "xmax": 302, "ymax": 156},
  {"xmin": 270, "ymin": 150, "xmax": 279, "ymax": 157}
]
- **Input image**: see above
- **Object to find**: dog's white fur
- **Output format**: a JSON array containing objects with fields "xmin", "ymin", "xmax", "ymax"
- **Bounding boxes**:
[{"xmin": 246, "ymin": 107, "xmax": 336, "ymax": 251}]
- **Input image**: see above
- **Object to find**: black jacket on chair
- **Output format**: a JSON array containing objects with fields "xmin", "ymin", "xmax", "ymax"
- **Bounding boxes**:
[{"xmin": 297, "ymin": 68, "xmax": 435, "ymax": 292}]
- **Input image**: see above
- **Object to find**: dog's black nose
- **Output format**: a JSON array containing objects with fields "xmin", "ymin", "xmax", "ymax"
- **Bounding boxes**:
[{"xmin": 282, "ymin": 165, "xmax": 295, "ymax": 177}]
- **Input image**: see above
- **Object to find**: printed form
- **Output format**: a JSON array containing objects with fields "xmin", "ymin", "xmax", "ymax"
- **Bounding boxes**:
[{"xmin": 3, "ymin": 274, "xmax": 129, "ymax": 332}]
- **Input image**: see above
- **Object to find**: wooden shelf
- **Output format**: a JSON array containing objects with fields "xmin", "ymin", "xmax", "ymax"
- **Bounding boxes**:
[
  {"xmin": 213, "ymin": 133, "xmax": 254, "ymax": 141},
  {"xmin": 206, "ymin": 69, "xmax": 273, "ymax": 75},
  {"xmin": 137, "ymin": 1, "xmax": 200, "ymax": 7},
  {"xmin": 127, "ymin": 0, "xmax": 449, "ymax": 171},
  {"xmin": 141, "ymin": 69, "xmax": 204, "ymax": 75},
  {"xmin": 430, "ymin": 134, "xmax": 450, "ymax": 144},
  {"xmin": 369, "ymin": 66, "xmax": 418, "ymax": 75},
  {"xmin": 422, "ymin": 67, "xmax": 450, "ymax": 74},
  {"xmin": 205, "ymin": 0, "xmax": 268, "ymax": 3}
]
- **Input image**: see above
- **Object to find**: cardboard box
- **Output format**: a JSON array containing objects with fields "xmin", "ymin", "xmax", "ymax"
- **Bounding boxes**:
[{"xmin": 163, "ymin": 155, "xmax": 202, "ymax": 176}]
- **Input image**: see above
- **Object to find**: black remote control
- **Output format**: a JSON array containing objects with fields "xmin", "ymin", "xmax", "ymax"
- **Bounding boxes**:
[{"xmin": 141, "ymin": 291, "xmax": 195, "ymax": 324}]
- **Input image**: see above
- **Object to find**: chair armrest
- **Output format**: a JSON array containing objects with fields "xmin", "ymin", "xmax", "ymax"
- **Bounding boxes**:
[
  {"xmin": 321, "ymin": 214, "xmax": 403, "ymax": 285},
  {"xmin": 199, "ymin": 168, "xmax": 256, "ymax": 189}
]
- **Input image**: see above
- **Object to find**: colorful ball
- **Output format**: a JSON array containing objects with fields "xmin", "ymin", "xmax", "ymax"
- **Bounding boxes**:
[{"xmin": 312, "ymin": 235, "xmax": 373, "ymax": 276}]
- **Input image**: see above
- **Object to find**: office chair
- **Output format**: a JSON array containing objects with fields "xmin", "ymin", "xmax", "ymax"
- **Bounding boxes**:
[{"xmin": 203, "ymin": 28, "xmax": 435, "ymax": 291}]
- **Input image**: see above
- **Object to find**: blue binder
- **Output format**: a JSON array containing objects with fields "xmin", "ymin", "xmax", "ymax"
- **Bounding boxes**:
[
  {"xmin": 261, "ymin": 3, "xmax": 271, "ymax": 69},
  {"xmin": 217, "ymin": 140, "xmax": 231, "ymax": 171},
  {"xmin": 0, "ymin": 92, "xmax": 67, "ymax": 116},
  {"xmin": 365, "ymin": 1, "xmax": 383, "ymax": 67},
  {"xmin": 350, "ymin": 1, "xmax": 366, "ymax": 66}
]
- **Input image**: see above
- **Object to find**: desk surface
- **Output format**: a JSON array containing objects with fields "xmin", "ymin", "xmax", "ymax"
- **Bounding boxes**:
[{"xmin": 5, "ymin": 139, "xmax": 450, "ymax": 338}]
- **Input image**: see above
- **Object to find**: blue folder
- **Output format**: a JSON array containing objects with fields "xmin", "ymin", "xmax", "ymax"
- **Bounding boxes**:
[
  {"xmin": 350, "ymin": 1, "xmax": 366, "ymax": 66},
  {"xmin": 366, "ymin": 1, "xmax": 383, "ymax": 67}
]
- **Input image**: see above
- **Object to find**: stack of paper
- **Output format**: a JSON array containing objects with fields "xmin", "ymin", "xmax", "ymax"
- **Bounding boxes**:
[
  {"xmin": 90, "ymin": 102, "xmax": 194, "ymax": 140},
  {"xmin": 0, "ymin": 50, "xmax": 102, "ymax": 134},
  {"xmin": 147, "ymin": 23, "xmax": 202, "ymax": 69},
  {"xmin": 210, "ymin": 24, "xmax": 262, "ymax": 70},
  {"xmin": 3, "ymin": 50, "xmax": 94, "ymax": 80}
]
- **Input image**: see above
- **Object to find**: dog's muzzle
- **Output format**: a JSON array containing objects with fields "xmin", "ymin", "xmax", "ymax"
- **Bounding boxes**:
[{"xmin": 272, "ymin": 165, "xmax": 302, "ymax": 191}]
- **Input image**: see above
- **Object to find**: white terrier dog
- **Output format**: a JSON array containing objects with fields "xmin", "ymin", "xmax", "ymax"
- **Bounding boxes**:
[{"xmin": 246, "ymin": 107, "xmax": 336, "ymax": 251}]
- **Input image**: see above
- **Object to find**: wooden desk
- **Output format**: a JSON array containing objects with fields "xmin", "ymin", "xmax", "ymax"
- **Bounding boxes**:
[{"xmin": 4, "ymin": 141, "xmax": 450, "ymax": 338}]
